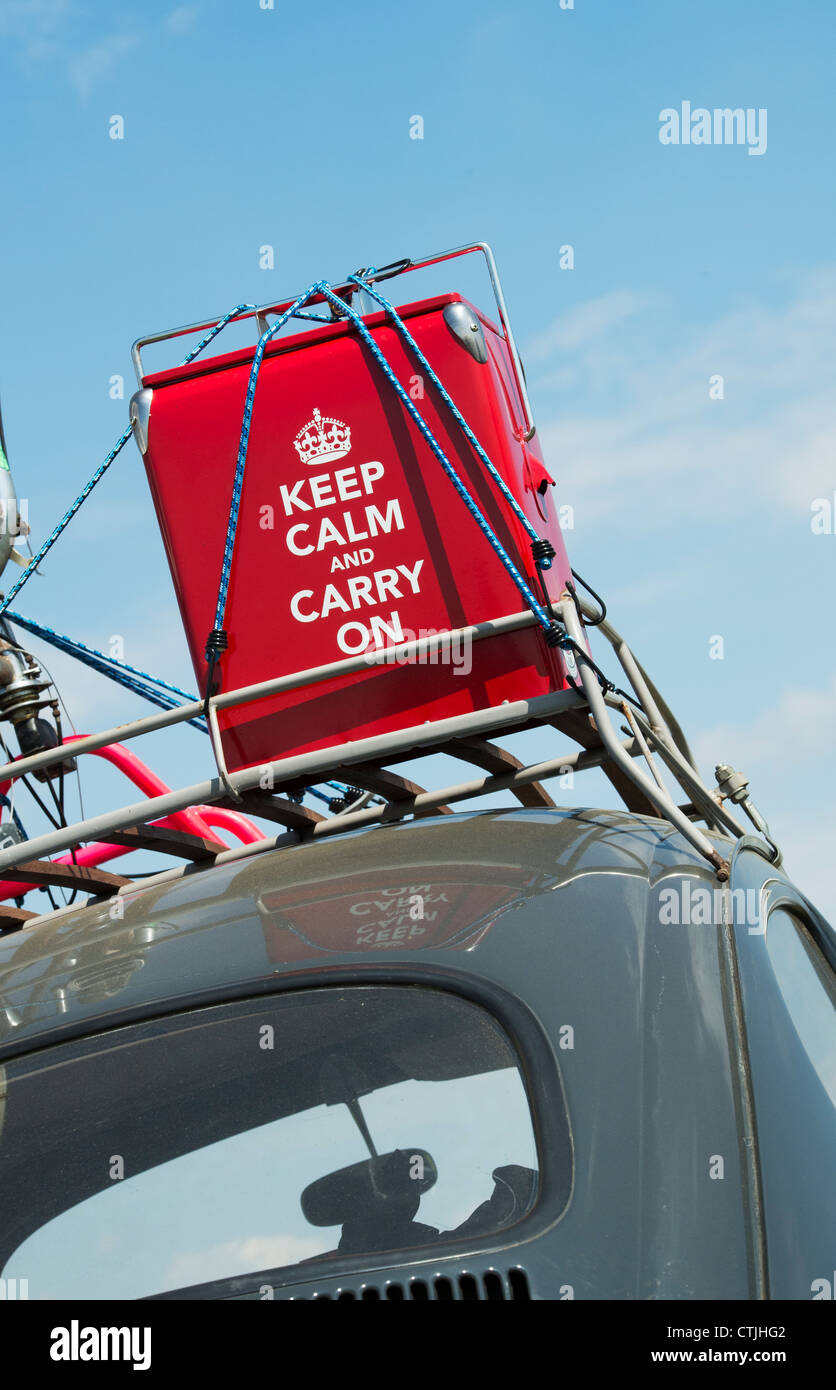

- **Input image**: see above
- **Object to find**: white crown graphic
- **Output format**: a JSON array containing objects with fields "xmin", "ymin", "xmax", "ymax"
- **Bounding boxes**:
[{"xmin": 294, "ymin": 408, "xmax": 352, "ymax": 466}]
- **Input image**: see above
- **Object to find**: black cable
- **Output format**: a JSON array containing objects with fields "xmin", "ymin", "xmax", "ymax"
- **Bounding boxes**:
[
  {"xmin": 0, "ymin": 733, "xmax": 59, "ymax": 910},
  {"xmin": 568, "ymin": 569, "xmax": 607, "ymax": 627},
  {"xmin": 19, "ymin": 772, "xmax": 62, "ymax": 830},
  {"xmin": 46, "ymin": 771, "xmax": 64, "ymax": 824},
  {"xmin": 548, "ymin": 571, "xmax": 640, "ymax": 710},
  {"xmin": 0, "ymin": 740, "xmax": 54, "ymax": 907},
  {"xmin": 45, "ymin": 761, "xmax": 78, "ymax": 907},
  {"xmin": 20, "ymin": 775, "xmax": 61, "ymax": 911},
  {"xmin": 559, "ymin": 635, "xmax": 645, "ymax": 712},
  {"xmin": 11, "ymin": 639, "xmax": 89, "ymax": 824},
  {"xmin": 0, "ymin": 729, "xmax": 62, "ymax": 831},
  {"xmin": 0, "ymin": 644, "xmax": 84, "ymax": 909},
  {"xmin": 203, "ymin": 629, "xmax": 227, "ymax": 717}
]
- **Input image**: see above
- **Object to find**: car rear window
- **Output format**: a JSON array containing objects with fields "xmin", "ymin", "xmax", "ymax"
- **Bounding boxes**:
[{"xmin": 0, "ymin": 986, "xmax": 560, "ymax": 1297}]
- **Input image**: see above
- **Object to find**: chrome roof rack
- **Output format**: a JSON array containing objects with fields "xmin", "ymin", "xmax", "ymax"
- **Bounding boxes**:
[
  {"xmin": 0, "ymin": 243, "xmax": 782, "ymax": 929},
  {"xmin": 0, "ymin": 590, "xmax": 779, "ymax": 932},
  {"xmin": 131, "ymin": 241, "xmax": 536, "ymax": 439}
]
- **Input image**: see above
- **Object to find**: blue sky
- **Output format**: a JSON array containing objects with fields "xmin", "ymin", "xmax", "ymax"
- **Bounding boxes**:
[{"xmin": 0, "ymin": 0, "xmax": 834, "ymax": 916}]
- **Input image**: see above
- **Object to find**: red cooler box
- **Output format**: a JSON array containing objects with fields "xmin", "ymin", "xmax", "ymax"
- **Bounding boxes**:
[{"xmin": 134, "ymin": 291, "xmax": 573, "ymax": 771}]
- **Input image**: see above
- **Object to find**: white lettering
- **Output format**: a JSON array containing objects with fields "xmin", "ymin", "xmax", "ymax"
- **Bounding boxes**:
[
  {"xmin": 347, "ymin": 575, "xmax": 375, "ymax": 607},
  {"xmin": 286, "ymin": 524, "xmax": 314, "ymax": 556},
  {"xmin": 360, "ymin": 460, "xmax": 385, "ymax": 492},
  {"xmin": 375, "ymin": 568, "xmax": 401, "ymax": 601},
  {"xmin": 320, "ymin": 584, "xmax": 351, "ymax": 618},
  {"xmin": 317, "ymin": 516, "xmax": 346, "ymax": 548},
  {"xmin": 367, "ymin": 498, "xmax": 404, "ymax": 537},
  {"xmin": 397, "ymin": 559, "xmax": 424, "ymax": 593},
  {"xmin": 309, "ymin": 473, "xmax": 334, "ymax": 508},
  {"xmin": 343, "ymin": 510, "xmax": 369, "ymax": 543},
  {"xmin": 370, "ymin": 611, "xmax": 404, "ymax": 646},
  {"xmin": 290, "ymin": 590, "xmax": 317, "ymax": 622},
  {"xmin": 280, "ymin": 479, "xmax": 311, "ymax": 515},
  {"xmin": 334, "ymin": 467, "xmax": 362, "ymax": 502},
  {"xmin": 336, "ymin": 621, "xmax": 370, "ymax": 654}
]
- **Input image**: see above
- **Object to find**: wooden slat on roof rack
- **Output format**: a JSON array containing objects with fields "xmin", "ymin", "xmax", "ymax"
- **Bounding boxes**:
[
  {"xmin": 441, "ymin": 737, "xmax": 556, "ymax": 809},
  {"xmin": 102, "ymin": 825, "xmax": 220, "ymax": 862},
  {"xmin": 0, "ymin": 905, "xmax": 38, "ymax": 931},
  {"xmin": 217, "ymin": 792, "xmax": 325, "ymax": 831},
  {"xmin": 2, "ymin": 861, "xmax": 130, "ymax": 895},
  {"xmin": 329, "ymin": 763, "xmax": 453, "ymax": 816}
]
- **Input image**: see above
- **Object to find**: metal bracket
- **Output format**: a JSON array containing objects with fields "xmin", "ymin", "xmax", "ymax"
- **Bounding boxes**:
[
  {"xmin": 129, "ymin": 242, "xmax": 538, "ymax": 442},
  {"xmin": 558, "ymin": 597, "xmax": 731, "ymax": 880},
  {"xmin": 206, "ymin": 699, "xmax": 242, "ymax": 803},
  {"xmin": 129, "ymin": 389, "xmax": 153, "ymax": 455}
]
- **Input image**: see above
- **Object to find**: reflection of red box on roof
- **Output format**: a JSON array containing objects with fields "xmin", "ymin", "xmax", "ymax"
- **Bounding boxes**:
[
  {"xmin": 139, "ymin": 290, "xmax": 573, "ymax": 773},
  {"xmin": 257, "ymin": 861, "xmax": 544, "ymax": 962}
]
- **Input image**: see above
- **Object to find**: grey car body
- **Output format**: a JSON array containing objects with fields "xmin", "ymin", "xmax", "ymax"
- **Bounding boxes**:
[{"xmin": 0, "ymin": 806, "xmax": 833, "ymax": 1301}]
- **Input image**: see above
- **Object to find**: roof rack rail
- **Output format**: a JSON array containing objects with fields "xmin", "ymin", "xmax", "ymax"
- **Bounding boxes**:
[
  {"xmin": 0, "ymin": 242, "xmax": 781, "ymax": 928},
  {"xmin": 0, "ymin": 590, "xmax": 774, "ymax": 931}
]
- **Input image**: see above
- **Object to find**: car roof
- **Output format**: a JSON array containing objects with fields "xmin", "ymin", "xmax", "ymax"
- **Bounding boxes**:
[{"xmin": 0, "ymin": 804, "xmax": 768, "ymax": 1060}]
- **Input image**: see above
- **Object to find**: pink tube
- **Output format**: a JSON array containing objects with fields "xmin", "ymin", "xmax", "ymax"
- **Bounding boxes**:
[
  {"xmin": 191, "ymin": 804, "xmax": 264, "ymax": 844},
  {"xmin": 68, "ymin": 737, "xmax": 220, "ymax": 843},
  {"xmin": 0, "ymin": 737, "xmax": 267, "ymax": 904}
]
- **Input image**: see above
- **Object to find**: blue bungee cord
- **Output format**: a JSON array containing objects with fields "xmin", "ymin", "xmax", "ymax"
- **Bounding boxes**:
[{"xmin": 203, "ymin": 277, "xmax": 568, "ymax": 709}]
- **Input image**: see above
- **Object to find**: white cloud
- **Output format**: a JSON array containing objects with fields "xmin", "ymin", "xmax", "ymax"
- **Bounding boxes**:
[
  {"xmin": 603, "ymin": 563, "xmax": 706, "ymax": 613},
  {"xmin": 2, "ymin": 1, "xmax": 197, "ymax": 98},
  {"xmin": 530, "ymin": 270, "xmax": 836, "ymax": 530},
  {"xmin": 0, "ymin": 0, "xmax": 70, "ymax": 60},
  {"xmin": 164, "ymin": 1234, "xmax": 327, "ymax": 1290},
  {"xmin": 164, "ymin": 5, "xmax": 198, "ymax": 35},
  {"xmin": 526, "ymin": 290, "xmax": 645, "ymax": 360},
  {"xmin": 68, "ymin": 32, "xmax": 139, "ymax": 100},
  {"xmin": 691, "ymin": 677, "xmax": 836, "ymax": 923},
  {"xmin": 772, "ymin": 818, "xmax": 836, "ymax": 925},
  {"xmin": 0, "ymin": 3, "xmax": 160, "ymax": 98},
  {"xmin": 692, "ymin": 674, "xmax": 836, "ymax": 773}
]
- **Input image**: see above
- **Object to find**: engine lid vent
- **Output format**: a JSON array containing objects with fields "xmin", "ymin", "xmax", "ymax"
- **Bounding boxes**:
[{"xmin": 308, "ymin": 1268, "xmax": 531, "ymax": 1301}]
